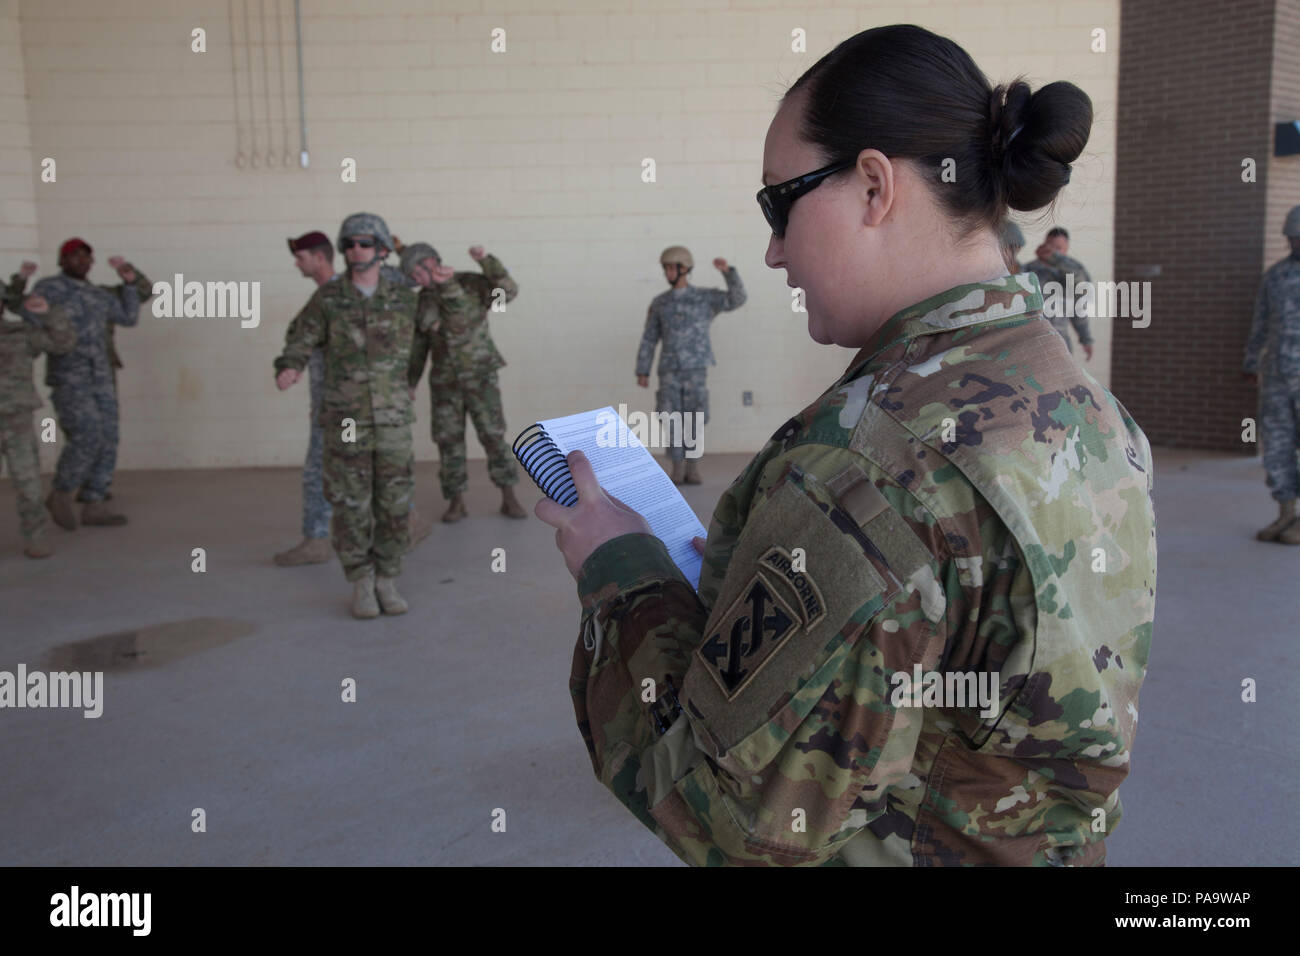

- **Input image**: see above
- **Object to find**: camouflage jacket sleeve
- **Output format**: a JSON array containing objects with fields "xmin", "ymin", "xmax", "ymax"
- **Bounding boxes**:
[
  {"xmin": 476, "ymin": 254, "xmax": 518, "ymax": 306},
  {"xmin": 428, "ymin": 273, "xmax": 479, "ymax": 324},
  {"xmin": 408, "ymin": 290, "xmax": 436, "ymax": 387},
  {"xmin": 1243, "ymin": 274, "xmax": 1271, "ymax": 373},
  {"xmin": 635, "ymin": 301, "xmax": 661, "ymax": 377},
  {"xmin": 570, "ymin": 448, "xmax": 988, "ymax": 866},
  {"xmin": 24, "ymin": 305, "xmax": 77, "ymax": 357},
  {"xmin": 1061, "ymin": 257, "xmax": 1094, "ymax": 346},
  {"xmin": 3, "ymin": 272, "xmax": 29, "ymax": 314},
  {"xmin": 274, "ymin": 288, "xmax": 327, "ymax": 374},
  {"xmin": 98, "ymin": 267, "xmax": 150, "ymax": 327},
  {"xmin": 704, "ymin": 266, "xmax": 747, "ymax": 315}
]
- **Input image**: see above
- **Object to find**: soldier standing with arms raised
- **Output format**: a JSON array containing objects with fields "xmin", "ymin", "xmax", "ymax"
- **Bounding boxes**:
[
  {"xmin": 32, "ymin": 239, "xmax": 151, "ymax": 529},
  {"xmin": 275, "ymin": 213, "xmax": 430, "ymax": 619},
  {"xmin": 636, "ymin": 247, "xmax": 747, "ymax": 484},
  {"xmin": 402, "ymin": 242, "xmax": 527, "ymax": 523},
  {"xmin": 1243, "ymin": 205, "xmax": 1300, "ymax": 543},
  {"xmin": 1, "ymin": 283, "xmax": 75, "ymax": 558}
]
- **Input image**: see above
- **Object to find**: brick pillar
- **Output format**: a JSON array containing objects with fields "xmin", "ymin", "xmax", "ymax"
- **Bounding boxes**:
[{"xmin": 1112, "ymin": 0, "xmax": 1296, "ymax": 452}]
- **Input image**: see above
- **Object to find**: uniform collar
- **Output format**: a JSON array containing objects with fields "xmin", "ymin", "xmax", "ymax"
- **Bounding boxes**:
[{"xmin": 842, "ymin": 273, "xmax": 1041, "ymax": 380}]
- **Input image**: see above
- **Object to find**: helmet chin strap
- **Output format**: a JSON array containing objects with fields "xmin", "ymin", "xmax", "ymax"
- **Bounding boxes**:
[
  {"xmin": 347, "ymin": 247, "xmax": 387, "ymax": 275},
  {"xmin": 666, "ymin": 264, "xmax": 689, "ymax": 286}
]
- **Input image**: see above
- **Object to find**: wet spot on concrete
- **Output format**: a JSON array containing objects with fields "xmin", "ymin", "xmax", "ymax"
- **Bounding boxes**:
[{"xmin": 44, "ymin": 618, "xmax": 256, "ymax": 672}]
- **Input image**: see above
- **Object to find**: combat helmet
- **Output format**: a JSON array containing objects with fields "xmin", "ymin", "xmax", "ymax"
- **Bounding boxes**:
[
  {"xmin": 337, "ymin": 212, "xmax": 394, "ymax": 254},
  {"xmin": 400, "ymin": 242, "xmax": 441, "ymax": 278},
  {"xmin": 659, "ymin": 246, "xmax": 693, "ymax": 270}
]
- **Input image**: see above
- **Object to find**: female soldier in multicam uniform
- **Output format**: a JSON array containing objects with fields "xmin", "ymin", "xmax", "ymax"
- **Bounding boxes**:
[{"xmin": 538, "ymin": 25, "xmax": 1157, "ymax": 866}]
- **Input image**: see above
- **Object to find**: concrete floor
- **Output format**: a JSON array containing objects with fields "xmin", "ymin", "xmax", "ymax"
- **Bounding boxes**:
[{"xmin": 0, "ymin": 449, "xmax": 1296, "ymax": 866}]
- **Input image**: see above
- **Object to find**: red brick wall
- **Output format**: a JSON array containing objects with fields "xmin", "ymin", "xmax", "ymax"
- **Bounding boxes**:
[{"xmin": 1112, "ymin": 0, "xmax": 1287, "ymax": 451}]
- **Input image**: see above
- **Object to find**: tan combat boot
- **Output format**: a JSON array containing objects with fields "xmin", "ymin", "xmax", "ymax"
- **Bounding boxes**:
[
  {"xmin": 683, "ymin": 458, "xmax": 702, "ymax": 484},
  {"xmin": 500, "ymin": 485, "xmax": 527, "ymax": 519},
  {"xmin": 1257, "ymin": 500, "xmax": 1297, "ymax": 542},
  {"xmin": 442, "ymin": 495, "xmax": 467, "ymax": 523},
  {"xmin": 274, "ymin": 537, "xmax": 331, "ymax": 566},
  {"xmin": 81, "ymin": 500, "xmax": 127, "ymax": 526},
  {"xmin": 23, "ymin": 536, "xmax": 53, "ymax": 559},
  {"xmin": 669, "ymin": 459, "xmax": 684, "ymax": 484},
  {"xmin": 45, "ymin": 490, "xmax": 78, "ymax": 530},
  {"xmin": 1279, "ymin": 515, "xmax": 1300, "ymax": 546},
  {"xmin": 351, "ymin": 572, "xmax": 380, "ymax": 619},
  {"xmin": 374, "ymin": 576, "xmax": 409, "ymax": 615}
]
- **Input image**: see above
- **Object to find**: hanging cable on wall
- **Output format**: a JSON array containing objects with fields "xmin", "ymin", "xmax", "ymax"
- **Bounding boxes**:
[
  {"xmin": 243, "ymin": 0, "xmax": 259, "ymax": 167},
  {"xmin": 295, "ymin": 0, "xmax": 308, "ymax": 168},
  {"xmin": 276, "ymin": 0, "xmax": 292, "ymax": 168},
  {"xmin": 260, "ymin": 0, "xmax": 275, "ymax": 166},
  {"xmin": 228, "ymin": 0, "xmax": 246, "ymax": 168}
]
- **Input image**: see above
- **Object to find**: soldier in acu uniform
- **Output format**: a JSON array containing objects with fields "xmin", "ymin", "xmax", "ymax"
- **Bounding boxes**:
[
  {"xmin": 402, "ymin": 242, "xmax": 527, "ymax": 523},
  {"xmin": 1242, "ymin": 205, "xmax": 1300, "ymax": 543},
  {"xmin": 275, "ymin": 213, "xmax": 429, "ymax": 619},
  {"xmin": 539, "ymin": 25, "xmax": 1156, "ymax": 866},
  {"xmin": 0, "ymin": 283, "xmax": 75, "ymax": 558},
  {"xmin": 31, "ymin": 239, "xmax": 151, "ymax": 529},
  {"xmin": 636, "ymin": 246, "xmax": 747, "ymax": 485}
]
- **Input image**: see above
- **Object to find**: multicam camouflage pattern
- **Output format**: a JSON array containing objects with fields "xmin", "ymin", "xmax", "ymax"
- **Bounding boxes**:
[
  {"xmin": 303, "ymin": 348, "xmax": 332, "ymax": 538},
  {"xmin": 409, "ymin": 254, "xmax": 518, "ymax": 382},
  {"xmin": 409, "ymin": 254, "xmax": 521, "ymax": 497},
  {"xmin": 324, "ymin": 421, "xmax": 412, "ymax": 581},
  {"xmin": 1022, "ymin": 253, "xmax": 1093, "ymax": 353},
  {"xmin": 1244, "ymin": 254, "xmax": 1300, "ymax": 500},
  {"xmin": 635, "ymin": 267, "xmax": 747, "ymax": 376},
  {"xmin": 275, "ymin": 274, "xmax": 427, "ymax": 427},
  {"xmin": 570, "ymin": 273, "xmax": 1157, "ymax": 866},
  {"xmin": 276, "ymin": 274, "xmax": 425, "ymax": 580},
  {"xmin": 427, "ymin": 370, "xmax": 518, "ymax": 498},
  {"xmin": 1, "ymin": 304, "xmax": 75, "ymax": 539}
]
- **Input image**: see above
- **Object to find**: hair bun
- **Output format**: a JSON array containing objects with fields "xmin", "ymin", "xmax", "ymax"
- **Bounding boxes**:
[{"xmin": 994, "ymin": 79, "xmax": 1092, "ymax": 211}]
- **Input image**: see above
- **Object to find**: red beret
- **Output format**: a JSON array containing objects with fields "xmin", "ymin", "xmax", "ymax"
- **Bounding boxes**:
[
  {"xmin": 288, "ymin": 231, "xmax": 331, "ymax": 254},
  {"xmin": 60, "ymin": 238, "xmax": 92, "ymax": 257}
]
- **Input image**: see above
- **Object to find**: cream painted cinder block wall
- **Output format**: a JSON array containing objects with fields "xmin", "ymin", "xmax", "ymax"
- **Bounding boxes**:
[{"xmin": 12, "ymin": 0, "xmax": 1118, "ymax": 472}]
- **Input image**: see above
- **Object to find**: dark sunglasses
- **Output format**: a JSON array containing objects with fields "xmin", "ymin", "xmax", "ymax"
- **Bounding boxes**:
[
  {"xmin": 756, "ymin": 160, "xmax": 855, "ymax": 238},
  {"xmin": 340, "ymin": 238, "xmax": 376, "ymax": 250}
]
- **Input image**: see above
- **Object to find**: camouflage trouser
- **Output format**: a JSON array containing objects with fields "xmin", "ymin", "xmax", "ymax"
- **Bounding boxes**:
[
  {"xmin": 50, "ymin": 382, "xmax": 117, "ymax": 501},
  {"xmin": 656, "ymin": 367, "xmax": 709, "ymax": 462},
  {"xmin": 0, "ymin": 410, "xmax": 47, "ymax": 540},
  {"xmin": 430, "ymin": 371, "xmax": 518, "ymax": 499},
  {"xmin": 302, "ymin": 349, "xmax": 332, "ymax": 539},
  {"xmin": 1259, "ymin": 373, "xmax": 1300, "ymax": 501},
  {"xmin": 323, "ymin": 422, "xmax": 413, "ymax": 581}
]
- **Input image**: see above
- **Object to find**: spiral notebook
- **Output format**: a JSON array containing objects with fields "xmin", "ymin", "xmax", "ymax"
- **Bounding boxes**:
[{"xmin": 512, "ymin": 407, "xmax": 707, "ymax": 588}]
